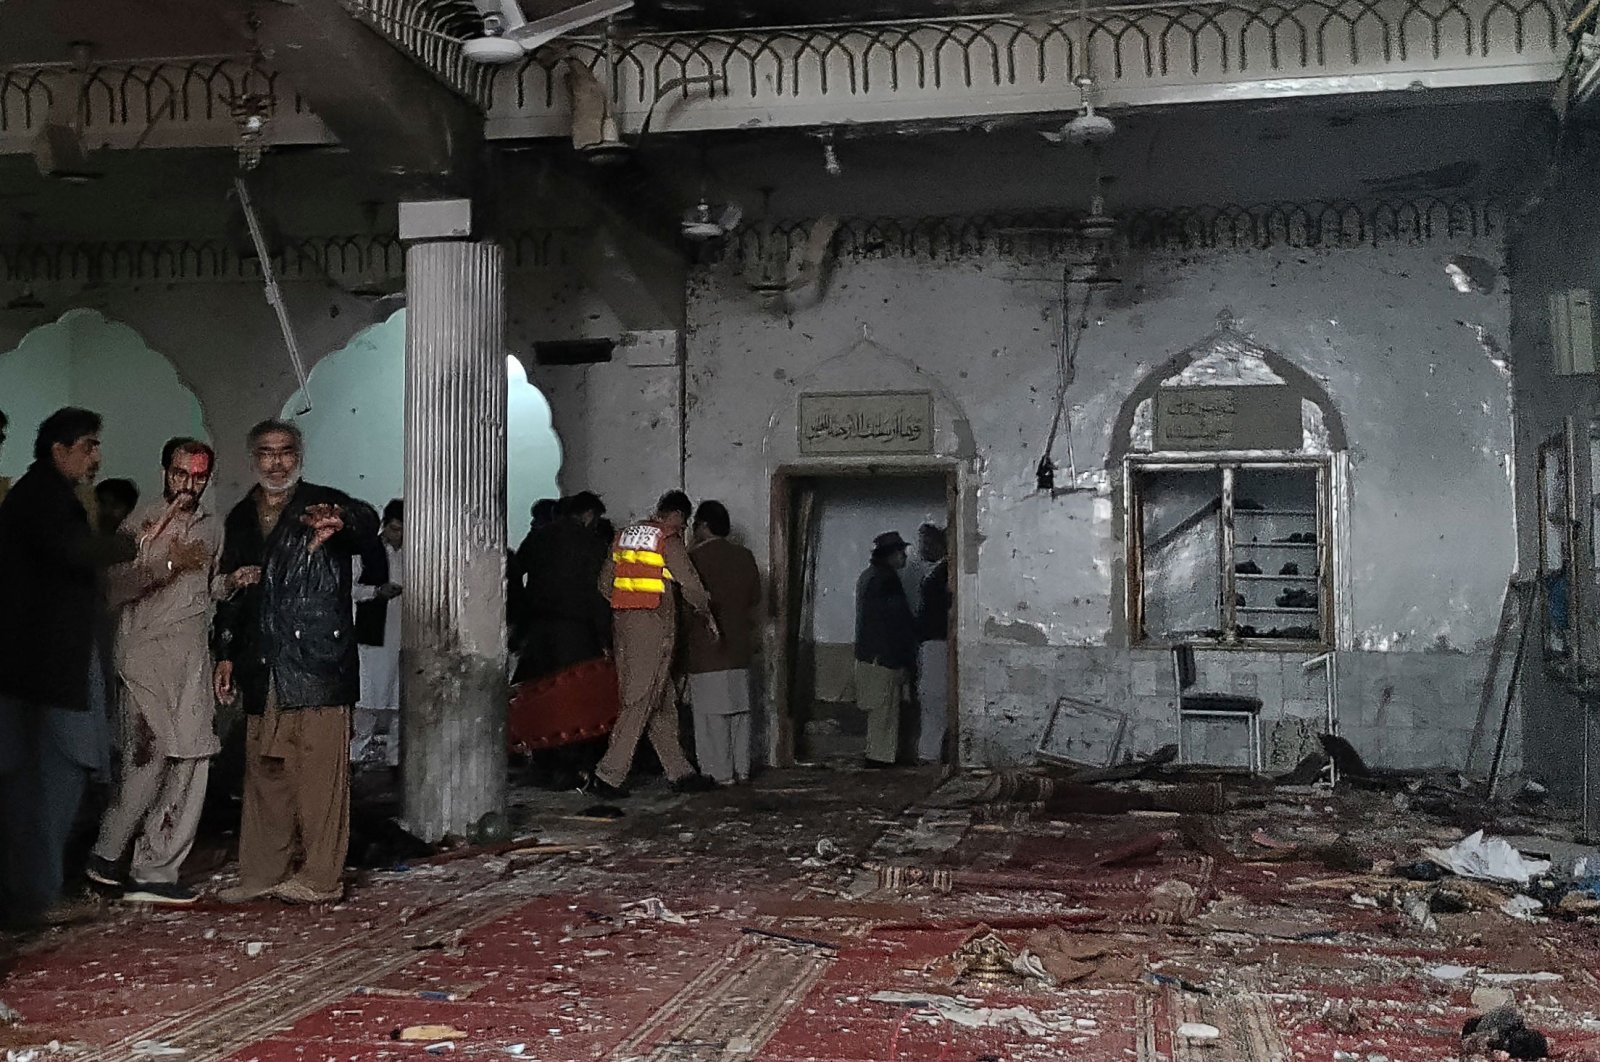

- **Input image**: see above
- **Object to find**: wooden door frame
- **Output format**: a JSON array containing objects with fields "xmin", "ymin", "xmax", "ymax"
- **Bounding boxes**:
[{"xmin": 769, "ymin": 460, "xmax": 962, "ymax": 767}]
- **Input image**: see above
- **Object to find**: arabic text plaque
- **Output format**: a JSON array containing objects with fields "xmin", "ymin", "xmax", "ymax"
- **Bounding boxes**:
[
  {"xmin": 797, "ymin": 391, "xmax": 935, "ymax": 456},
  {"xmin": 1153, "ymin": 385, "xmax": 1299, "ymax": 451}
]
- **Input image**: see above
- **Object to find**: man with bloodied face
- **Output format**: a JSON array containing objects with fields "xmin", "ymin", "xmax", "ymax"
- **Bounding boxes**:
[{"xmin": 87, "ymin": 438, "xmax": 245, "ymax": 905}]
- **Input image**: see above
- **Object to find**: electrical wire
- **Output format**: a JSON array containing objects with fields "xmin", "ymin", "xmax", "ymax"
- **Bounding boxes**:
[{"xmin": 1040, "ymin": 264, "xmax": 1092, "ymax": 486}]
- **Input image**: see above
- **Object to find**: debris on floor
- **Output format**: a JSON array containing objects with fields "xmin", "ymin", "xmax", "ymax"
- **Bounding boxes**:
[{"xmin": 2, "ymin": 765, "xmax": 1598, "ymax": 1061}]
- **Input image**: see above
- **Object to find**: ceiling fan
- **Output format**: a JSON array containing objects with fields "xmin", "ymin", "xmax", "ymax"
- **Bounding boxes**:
[{"xmin": 461, "ymin": 0, "xmax": 635, "ymax": 64}]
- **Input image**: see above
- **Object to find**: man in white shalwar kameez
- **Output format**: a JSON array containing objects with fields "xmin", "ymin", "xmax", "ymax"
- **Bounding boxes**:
[
  {"xmin": 351, "ymin": 499, "xmax": 402, "ymax": 766},
  {"xmin": 88, "ymin": 439, "xmax": 256, "ymax": 905}
]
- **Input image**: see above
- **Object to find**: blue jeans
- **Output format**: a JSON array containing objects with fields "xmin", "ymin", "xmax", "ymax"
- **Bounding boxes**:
[{"xmin": 0, "ymin": 654, "xmax": 110, "ymax": 922}]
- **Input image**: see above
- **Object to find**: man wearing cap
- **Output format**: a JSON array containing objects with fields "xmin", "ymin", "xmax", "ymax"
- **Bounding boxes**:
[
  {"xmin": 88, "ymin": 438, "xmax": 247, "ymax": 905},
  {"xmin": 855, "ymin": 531, "xmax": 919, "ymax": 768}
]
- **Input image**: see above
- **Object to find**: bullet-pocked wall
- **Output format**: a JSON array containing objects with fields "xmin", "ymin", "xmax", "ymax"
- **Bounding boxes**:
[{"xmin": 670, "ymin": 224, "xmax": 1516, "ymax": 771}]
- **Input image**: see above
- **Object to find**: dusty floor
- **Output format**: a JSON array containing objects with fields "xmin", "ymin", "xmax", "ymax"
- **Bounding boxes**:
[{"xmin": 2, "ymin": 766, "xmax": 1600, "ymax": 1062}]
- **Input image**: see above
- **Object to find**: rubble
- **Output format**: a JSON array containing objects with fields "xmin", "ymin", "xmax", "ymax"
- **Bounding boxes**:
[{"xmin": 1461, "ymin": 1005, "xmax": 1550, "ymax": 1060}]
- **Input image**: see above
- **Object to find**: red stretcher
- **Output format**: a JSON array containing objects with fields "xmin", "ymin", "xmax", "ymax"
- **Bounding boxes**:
[{"xmin": 507, "ymin": 657, "xmax": 621, "ymax": 753}]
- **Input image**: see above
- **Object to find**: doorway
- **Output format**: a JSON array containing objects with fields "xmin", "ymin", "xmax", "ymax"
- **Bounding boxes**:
[{"xmin": 772, "ymin": 467, "xmax": 958, "ymax": 767}]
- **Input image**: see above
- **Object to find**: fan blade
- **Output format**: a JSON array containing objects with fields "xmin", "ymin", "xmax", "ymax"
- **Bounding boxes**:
[
  {"xmin": 567, "ymin": 61, "xmax": 614, "ymax": 151},
  {"xmin": 506, "ymin": 0, "xmax": 634, "ymax": 42}
]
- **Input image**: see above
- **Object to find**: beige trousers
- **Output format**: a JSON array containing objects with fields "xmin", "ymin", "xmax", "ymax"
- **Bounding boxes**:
[
  {"xmin": 238, "ymin": 691, "xmax": 351, "ymax": 894},
  {"xmin": 595, "ymin": 611, "xmax": 695, "ymax": 787},
  {"xmin": 855, "ymin": 661, "xmax": 907, "ymax": 765}
]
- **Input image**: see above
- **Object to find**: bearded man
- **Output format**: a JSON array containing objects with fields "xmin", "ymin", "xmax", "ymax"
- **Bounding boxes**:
[
  {"xmin": 87, "ymin": 438, "xmax": 247, "ymax": 905},
  {"xmin": 211, "ymin": 420, "xmax": 378, "ymax": 904}
]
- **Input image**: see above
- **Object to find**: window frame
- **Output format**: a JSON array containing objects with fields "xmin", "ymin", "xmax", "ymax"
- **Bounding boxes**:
[{"xmin": 1127, "ymin": 454, "xmax": 1333, "ymax": 651}]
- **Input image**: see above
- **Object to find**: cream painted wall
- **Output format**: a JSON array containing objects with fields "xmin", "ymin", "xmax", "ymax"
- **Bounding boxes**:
[{"xmin": 0, "ymin": 308, "xmax": 206, "ymax": 501}]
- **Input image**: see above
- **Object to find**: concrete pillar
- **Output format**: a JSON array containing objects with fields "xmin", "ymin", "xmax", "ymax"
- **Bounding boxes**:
[{"xmin": 400, "ymin": 239, "xmax": 509, "ymax": 843}]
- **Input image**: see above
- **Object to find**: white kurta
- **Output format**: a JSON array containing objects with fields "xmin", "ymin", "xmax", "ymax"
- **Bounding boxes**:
[{"xmin": 352, "ymin": 544, "xmax": 402, "ymax": 765}]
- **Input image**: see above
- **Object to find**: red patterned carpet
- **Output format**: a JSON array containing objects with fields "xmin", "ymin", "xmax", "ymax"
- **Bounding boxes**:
[{"xmin": 4, "ymin": 769, "xmax": 1600, "ymax": 1061}]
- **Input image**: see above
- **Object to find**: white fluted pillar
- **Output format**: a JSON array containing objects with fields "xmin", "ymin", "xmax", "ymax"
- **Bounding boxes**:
[{"xmin": 400, "ymin": 239, "xmax": 508, "ymax": 842}]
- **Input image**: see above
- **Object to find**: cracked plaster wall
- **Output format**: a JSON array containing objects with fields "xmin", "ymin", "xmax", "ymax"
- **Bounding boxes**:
[
  {"xmin": 1507, "ymin": 150, "xmax": 1600, "ymax": 811},
  {"xmin": 672, "ymin": 241, "xmax": 1514, "ymax": 770}
]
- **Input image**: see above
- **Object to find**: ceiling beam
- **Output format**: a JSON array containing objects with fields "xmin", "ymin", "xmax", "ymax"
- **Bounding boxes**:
[{"xmin": 248, "ymin": 0, "xmax": 485, "ymax": 194}]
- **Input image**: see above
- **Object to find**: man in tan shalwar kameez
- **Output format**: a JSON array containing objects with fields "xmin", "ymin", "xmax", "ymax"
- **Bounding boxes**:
[
  {"xmin": 87, "ymin": 439, "xmax": 257, "ymax": 905},
  {"xmin": 585, "ymin": 490, "xmax": 719, "ymax": 799}
]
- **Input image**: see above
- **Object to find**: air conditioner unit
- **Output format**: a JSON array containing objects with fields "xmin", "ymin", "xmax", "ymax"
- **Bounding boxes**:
[{"xmin": 1550, "ymin": 288, "xmax": 1596, "ymax": 375}]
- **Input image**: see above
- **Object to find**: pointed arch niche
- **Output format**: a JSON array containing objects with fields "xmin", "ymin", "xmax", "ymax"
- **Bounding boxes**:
[
  {"xmin": 0, "ymin": 309, "xmax": 207, "ymax": 501},
  {"xmin": 283, "ymin": 309, "xmax": 562, "ymax": 541},
  {"xmin": 1112, "ymin": 312, "xmax": 1350, "ymax": 651}
]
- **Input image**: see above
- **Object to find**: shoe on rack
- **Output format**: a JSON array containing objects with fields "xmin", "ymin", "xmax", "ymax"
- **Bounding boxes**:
[
  {"xmin": 669, "ymin": 774, "xmax": 719, "ymax": 794},
  {"xmin": 122, "ymin": 881, "xmax": 198, "ymax": 906},
  {"xmin": 85, "ymin": 854, "xmax": 126, "ymax": 889},
  {"xmin": 271, "ymin": 879, "xmax": 344, "ymax": 905},
  {"xmin": 581, "ymin": 774, "xmax": 631, "ymax": 800}
]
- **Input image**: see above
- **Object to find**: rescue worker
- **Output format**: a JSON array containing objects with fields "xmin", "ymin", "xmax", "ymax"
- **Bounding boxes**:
[
  {"xmin": 584, "ymin": 490, "xmax": 719, "ymax": 799},
  {"xmin": 88, "ymin": 439, "xmax": 247, "ymax": 905}
]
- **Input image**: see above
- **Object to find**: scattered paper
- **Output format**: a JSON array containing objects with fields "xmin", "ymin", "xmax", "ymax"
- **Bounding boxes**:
[
  {"xmin": 621, "ymin": 898, "xmax": 687, "ymax": 925},
  {"xmin": 1178, "ymin": 1022, "xmax": 1221, "ymax": 1040},
  {"xmin": 868, "ymin": 991, "xmax": 1053, "ymax": 1037},
  {"xmin": 1480, "ymin": 971, "xmax": 1562, "ymax": 984},
  {"xmin": 0, "ymin": 1001, "xmax": 20, "ymax": 1025},
  {"xmin": 131, "ymin": 1043, "xmax": 187, "ymax": 1057},
  {"xmin": 1501, "ymin": 895, "xmax": 1544, "ymax": 921},
  {"xmin": 1422, "ymin": 831, "xmax": 1552, "ymax": 885},
  {"xmin": 1427, "ymin": 964, "xmax": 1475, "ymax": 981},
  {"xmin": 397, "ymin": 1026, "xmax": 468, "ymax": 1042},
  {"xmin": 1425, "ymin": 965, "xmax": 1561, "ymax": 984},
  {"xmin": 244, "ymin": 942, "xmax": 266, "ymax": 958}
]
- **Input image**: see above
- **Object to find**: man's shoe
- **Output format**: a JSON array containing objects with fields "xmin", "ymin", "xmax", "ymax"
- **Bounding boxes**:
[
  {"xmin": 122, "ymin": 881, "xmax": 198, "ymax": 906},
  {"xmin": 581, "ymin": 774, "xmax": 631, "ymax": 800},
  {"xmin": 863, "ymin": 758, "xmax": 896, "ymax": 770},
  {"xmin": 669, "ymin": 774, "xmax": 719, "ymax": 794},
  {"xmin": 216, "ymin": 882, "xmax": 277, "ymax": 904},
  {"xmin": 85, "ymin": 855, "xmax": 125, "ymax": 889},
  {"xmin": 270, "ymin": 879, "xmax": 344, "ymax": 905}
]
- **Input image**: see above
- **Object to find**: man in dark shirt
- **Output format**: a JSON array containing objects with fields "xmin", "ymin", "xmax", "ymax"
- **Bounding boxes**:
[
  {"xmin": 513, "ymin": 491, "xmax": 611, "ymax": 683},
  {"xmin": 915, "ymin": 524, "xmax": 951, "ymax": 764},
  {"xmin": 0, "ymin": 408, "xmax": 137, "ymax": 925},
  {"xmin": 854, "ymin": 531, "xmax": 918, "ymax": 768}
]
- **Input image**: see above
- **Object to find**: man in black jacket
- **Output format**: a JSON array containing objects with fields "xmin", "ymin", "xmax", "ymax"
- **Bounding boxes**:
[
  {"xmin": 513, "ymin": 491, "xmax": 611, "ymax": 683},
  {"xmin": 0, "ymin": 407, "xmax": 137, "ymax": 925},
  {"xmin": 212, "ymin": 419, "xmax": 379, "ymax": 904},
  {"xmin": 854, "ymin": 531, "xmax": 918, "ymax": 769}
]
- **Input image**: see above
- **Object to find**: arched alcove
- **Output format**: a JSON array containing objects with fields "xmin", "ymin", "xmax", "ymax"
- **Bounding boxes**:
[
  {"xmin": 284, "ymin": 310, "xmax": 562, "ymax": 540},
  {"xmin": 1110, "ymin": 311, "xmax": 1350, "ymax": 652},
  {"xmin": 0, "ymin": 309, "xmax": 207, "ymax": 501},
  {"xmin": 1110, "ymin": 310, "xmax": 1348, "ymax": 461}
]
